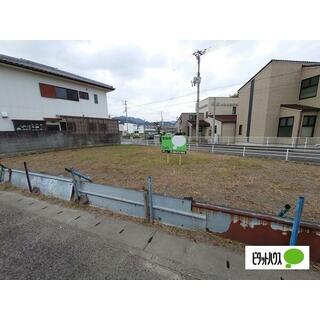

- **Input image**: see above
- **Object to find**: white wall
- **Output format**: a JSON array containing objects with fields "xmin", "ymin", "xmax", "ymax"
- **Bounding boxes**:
[
  {"xmin": 122, "ymin": 123, "xmax": 145, "ymax": 134},
  {"xmin": 123, "ymin": 123, "xmax": 138, "ymax": 134},
  {"xmin": 199, "ymin": 96, "xmax": 238, "ymax": 116},
  {"xmin": 0, "ymin": 64, "xmax": 111, "ymax": 131}
]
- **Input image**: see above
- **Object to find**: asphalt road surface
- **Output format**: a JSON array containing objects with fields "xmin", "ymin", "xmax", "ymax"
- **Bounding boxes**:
[{"xmin": 1, "ymin": 191, "xmax": 319, "ymax": 280}]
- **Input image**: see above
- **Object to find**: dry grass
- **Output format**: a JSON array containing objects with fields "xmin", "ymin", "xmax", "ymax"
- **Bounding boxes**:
[{"xmin": 2, "ymin": 145, "xmax": 320, "ymax": 222}]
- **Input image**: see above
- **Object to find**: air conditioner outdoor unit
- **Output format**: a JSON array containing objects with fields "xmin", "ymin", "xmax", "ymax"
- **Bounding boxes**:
[{"xmin": 1, "ymin": 112, "xmax": 8, "ymax": 118}]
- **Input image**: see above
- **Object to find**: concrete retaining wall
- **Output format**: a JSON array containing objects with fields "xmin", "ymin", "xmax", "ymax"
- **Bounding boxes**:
[{"xmin": 0, "ymin": 131, "xmax": 120, "ymax": 154}]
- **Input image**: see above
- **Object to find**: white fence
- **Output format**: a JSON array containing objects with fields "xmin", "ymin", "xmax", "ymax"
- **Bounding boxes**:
[
  {"xmin": 121, "ymin": 138, "xmax": 320, "ymax": 163},
  {"xmin": 187, "ymin": 136, "xmax": 320, "ymax": 148},
  {"xmin": 189, "ymin": 144, "xmax": 320, "ymax": 163}
]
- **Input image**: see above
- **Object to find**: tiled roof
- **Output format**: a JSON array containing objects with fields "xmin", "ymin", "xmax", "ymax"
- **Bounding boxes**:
[{"xmin": 0, "ymin": 53, "xmax": 114, "ymax": 91}]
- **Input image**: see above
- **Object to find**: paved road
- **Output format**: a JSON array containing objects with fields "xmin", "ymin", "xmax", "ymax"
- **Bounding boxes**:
[{"xmin": 0, "ymin": 191, "xmax": 319, "ymax": 280}]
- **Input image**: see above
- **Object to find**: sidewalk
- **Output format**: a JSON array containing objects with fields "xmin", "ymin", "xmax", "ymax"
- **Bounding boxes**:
[{"xmin": 0, "ymin": 191, "xmax": 319, "ymax": 280}]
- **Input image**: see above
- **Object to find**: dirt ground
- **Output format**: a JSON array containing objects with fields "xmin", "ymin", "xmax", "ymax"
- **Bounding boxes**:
[{"xmin": 1, "ymin": 145, "xmax": 320, "ymax": 222}]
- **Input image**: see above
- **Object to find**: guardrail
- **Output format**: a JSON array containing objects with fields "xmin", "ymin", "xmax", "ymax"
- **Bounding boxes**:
[
  {"xmin": 0, "ymin": 166, "xmax": 205, "ymax": 231},
  {"xmin": 1, "ymin": 164, "xmax": 320, "ymax": 261},
  {"xmin": 0, "ymin": 167, "xmax": 73, "ymax": 200}
]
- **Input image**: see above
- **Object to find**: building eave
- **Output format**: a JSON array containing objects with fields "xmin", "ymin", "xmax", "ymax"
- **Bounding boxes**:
[
  {"xmin": 0, "ymin": 53, "xmax": 115, "ymax": 91},
  {"xmin": 238, "ymin": 59, "xmax": 320, "ymax": 92}
]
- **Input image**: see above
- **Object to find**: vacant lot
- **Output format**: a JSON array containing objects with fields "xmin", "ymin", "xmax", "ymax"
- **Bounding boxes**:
[{"xmin": 1, "ymin": 145, "xmax": 320, "ymax": 221}]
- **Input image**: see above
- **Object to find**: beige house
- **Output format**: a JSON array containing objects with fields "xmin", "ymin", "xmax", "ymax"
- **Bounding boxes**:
[
  {"xmin": 175, "ymin": 112, "xmax": 209, "ymax": 137},
  {"xmin": 237, "ymin": 59, "xmax": 320, "ymax": 145},
  {"xmin": 199, "ymin": 96, "xmax": 239, "ymax": 141}
]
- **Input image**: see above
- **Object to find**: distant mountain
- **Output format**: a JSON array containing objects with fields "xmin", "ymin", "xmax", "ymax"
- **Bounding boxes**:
[{"xmin": 113, "ymin": 116, "xmax": 175, "ymax": 126}]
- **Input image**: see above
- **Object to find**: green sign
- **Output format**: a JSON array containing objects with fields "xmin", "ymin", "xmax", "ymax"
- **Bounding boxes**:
[{"xmin": 161, "ymin": 134, "xmax": 187, "ymax": 153}]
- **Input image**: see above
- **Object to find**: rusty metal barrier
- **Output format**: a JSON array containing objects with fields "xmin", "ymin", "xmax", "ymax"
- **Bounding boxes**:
[{"xmin": 1, "ymin": 165, "xmax": 320, "ymax": 262}]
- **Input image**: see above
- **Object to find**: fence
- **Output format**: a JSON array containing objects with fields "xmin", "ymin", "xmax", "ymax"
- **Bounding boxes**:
[
  {"xmin": 121, "ymin": 138, "xmax": 320, "ymax": 164},
  {"xmin": 1, "ymin": 165, "xmax": 320, "ymax": 261},
  {"xmin": 187, "ymin": 136, "xmax": 320, "ymax": 148},
  {"xmin": 189, "ymin": 144, "xmax": 320, "ymax": 164}
]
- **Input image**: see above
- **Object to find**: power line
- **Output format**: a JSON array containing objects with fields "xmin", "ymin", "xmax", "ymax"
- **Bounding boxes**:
[
  {"xmin": 108, "ymin": 67, "xmax": 317, "ymax": 112},
  {"xmin": 127, "ymin": 83, "xmax": 241, "ymax": 110}
]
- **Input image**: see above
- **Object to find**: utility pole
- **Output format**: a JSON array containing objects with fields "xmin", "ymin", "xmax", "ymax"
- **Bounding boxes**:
[
  {"xmin": 161, "ymin": 111, "xmax": 163, "ymax": 131},
  {"xmin": 192, "ymin": 49, "xmax": 207, "ymax": 145},
  {"xmin": 124, "ymin": 100, "xmax": 128, "ymax": 134},
  {"xmin": 211, "ymin": 97, "xmax": 216, "ymax": 144}
]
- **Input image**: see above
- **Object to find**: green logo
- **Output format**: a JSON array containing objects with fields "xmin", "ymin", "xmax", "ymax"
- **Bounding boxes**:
[{"xmin": 284, "ymin": 248, "xmax": 304, "ymax": 268}]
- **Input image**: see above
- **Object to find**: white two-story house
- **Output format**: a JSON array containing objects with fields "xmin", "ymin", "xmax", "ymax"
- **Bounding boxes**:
[{"xmin": 0, "ymin": 53, "xmax": 116, "ymax": 133}]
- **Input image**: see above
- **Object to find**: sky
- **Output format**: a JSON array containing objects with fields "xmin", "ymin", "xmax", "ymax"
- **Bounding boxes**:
[{"xmin": 1, "ymin": 40, "xmax": 320, "ymax": 122}]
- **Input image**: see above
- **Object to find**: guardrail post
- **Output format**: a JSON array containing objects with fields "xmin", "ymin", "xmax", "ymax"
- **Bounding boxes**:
[
  {"xmin": 304, "ymin": 137, "xmax": 308, "ymax": 149},
  {"xmin": 266, "ymin": 137, "xmax": 269, "ymax": 146},
  {"xmin": 211, "ymin": 144, "xmax": 214, "ymax": 153},
  {"xmin": 242, "ymin": 146, "xmax": 246, "ymax": 157},
  {"xmin": 65, "ymin": 168, "xmax": 92, "ymax": 202},
  {"xmin": 147, "ymin": 176, "xmax": 154, "ymax": 222},
  {"xmin": 291, "ymin": 137, "xmax": 295, "ymax": 147},
  {"xmin": 0, "ymin": 163, "xmax": 7, "ymax": 183},
  {"xmin": 227, "ymin": 136, "xmax": 230, "ymax": 145},
  {"xmin": 23, "ymin": 161, "xmax": 33, "ymax": 192},
  {"xmin": 289, "ymin": 197, "xmax": 304, "ymax": 246},
  {"xmin": 0, "ymin": 167, "xmax": 3, "ymax": 183},
  {"xmin": 143, "ymin": 189, "xmax": 150, "ymax": 222},
  {"xmin": 285, "ymin": 149, "xmax": 289, "ymax": 161}
]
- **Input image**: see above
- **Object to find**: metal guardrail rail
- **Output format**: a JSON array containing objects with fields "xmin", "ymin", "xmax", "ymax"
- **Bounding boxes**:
[
  {"xmin": 0, "ymin": 166, "xmax": 205, "ymax": 231},
  {"xmin": 0, "ymin": 168, "xmax": 73, "ymax": 200},
  {"xmin": 2, "ymin": 164, "xmax": 320, "ymax": 261}
]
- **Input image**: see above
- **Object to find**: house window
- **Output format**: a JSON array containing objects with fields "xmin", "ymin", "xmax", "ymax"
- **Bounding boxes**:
[
  {"xmin": 301, "ymin": 115, "xmax": 317, "ymax": 137},
  {"xmin": 238, "ymin": 124, "xmax": 243, "ymax": 135},
  {"xmin": 278, "ymin": 117, "xmax": 294, "ymax": 137},
  {"xmin": 299, "ymin": 75, "xmax": 319, "ymax": 100},
  {"xmin": 189, "ymin": 114, "xmax": 196, "ymax": 121},
  {"xmin": 94, "ymin": 94, "xmax": 99, "ymax": 104},
  {"xmin": 65, "ymin": 88, "xmax": 79, "ymax": 101},
  {"xmin": 79, "ymin": 91, "xmax": 89, "ymax": 100},
  {"xmin": 55, "ymin": 87, "xmax": 68, "ymax": 99},
  {"xmin": 39, "ymin": 83, "xmax": 79, "ymax": 101},
  {"xmin": 232, "ymin": 106, "xmax": 236, "ymax": 115}
]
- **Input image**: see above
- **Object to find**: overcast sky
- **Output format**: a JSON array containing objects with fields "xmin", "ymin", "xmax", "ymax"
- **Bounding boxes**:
[{"xmin": 1, "ymin": 40, "xmax": 320, "ymax": 122}]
